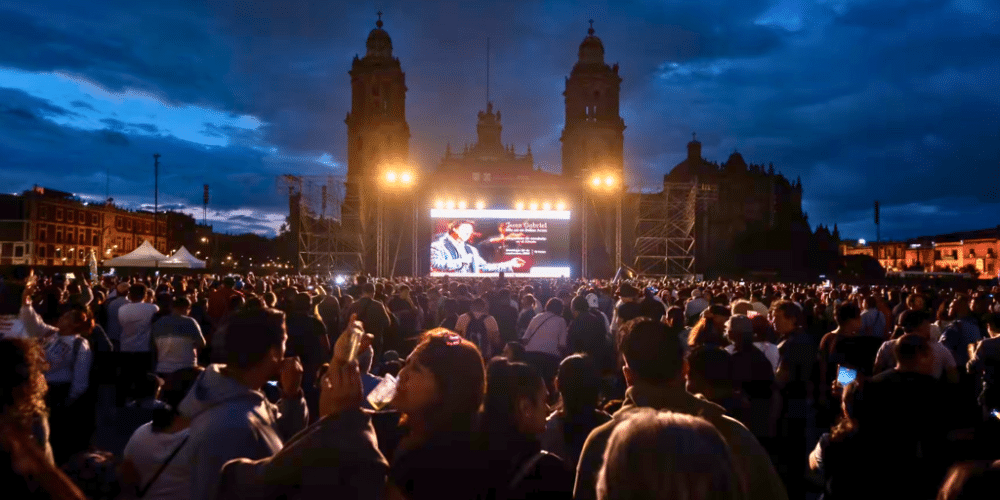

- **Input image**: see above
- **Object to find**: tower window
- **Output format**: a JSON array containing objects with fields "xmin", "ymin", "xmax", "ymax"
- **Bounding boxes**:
[{"xmin": 372, "ymin": 85, "xmax": 380, "ymax": 96}]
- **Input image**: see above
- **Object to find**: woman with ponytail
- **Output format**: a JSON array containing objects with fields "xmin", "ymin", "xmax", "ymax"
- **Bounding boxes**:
[{"xmin": 479, "ymin": 357, "xmax": 572, "ymax": 500}]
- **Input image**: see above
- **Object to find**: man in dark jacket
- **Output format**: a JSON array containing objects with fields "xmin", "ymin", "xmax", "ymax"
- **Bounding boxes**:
[
  {"xmin": 574, "ymin": 318, "xmax": 786, "ymax": 500},
  {"xmin": 490, "ymin": 288, "xmax": 519, "ymax": 344},
  {"xmin": 285, "ymin": 293, "xmax": 332, "ymax": 422},
  {"xmin": 344, "ymin": 283, "xmax": 391, "ymax": 358},
  {"xmin": 568, "ymin": 297, "xmax": 612, "ymax": 373}
]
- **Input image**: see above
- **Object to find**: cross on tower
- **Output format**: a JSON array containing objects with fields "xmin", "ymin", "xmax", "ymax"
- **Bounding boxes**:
[
  {"xmin": 376, "ymin": 11, "xmax": 383, "ymax": 28},
  {"xmin": 588, "ymin": 19, "xmax": 595, "ymax": 35}
]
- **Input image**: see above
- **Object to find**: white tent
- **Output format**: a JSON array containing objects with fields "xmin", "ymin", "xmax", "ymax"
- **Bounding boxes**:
[
  {"xmin": 160, "ymin": 246, "xmax": 207, "ymax": 269},
  {"xmin": 102, "ymin": 240, "xmax": 168, "ymax": 267}
]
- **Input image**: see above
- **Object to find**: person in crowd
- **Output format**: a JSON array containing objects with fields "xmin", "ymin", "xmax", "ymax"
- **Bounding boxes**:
[
  {"xmin": 521, "ymin": 298, "xmax": 568, "ymax": 394},
  {"xmin": 574, "ymin": 317, "xmax": 786, "ymax": 500},
  {"xmin": 152, "ymin": 296, "xmax": 206, "ymax": 378},
  {"xmin": 687, "ymin": 305, "xmax": 730, "ymax": 350},
  {"xmin": 541, "ymin": 354, "xmax": 610, "ymax": 474},
  {"xmin": 489, "ymin": 288, "xmax": 519, "ymax": 345},
  {"xmin": 941, "ymin": 295, "xmax": 983, "ymax": 374},
  {"xmin": 382, "ymin": 329, "xmax": 490, "ymax": 500},
  {"xmin": 119, "ymin": 283, "xmax": 159, "ymax": 404},
  {"xmin": 808, "ymin": 380, "xmax": 884, "ymax": 500},
  {"xmin": 344, "ymin": 283, "xmax": 392, "ymax": 357},
  {"xmin": 211, "ymin": 317, "xmax": 387, "ymax": 500},
  {"xmin": 479, "ymin": 357, "xmax": 573, "ymax": 499},
  {"xmin": 207, "ymin": 277, "xmax": 241, "ymax": 328},
  {"xmin": 817, "ymin": 302, "xmax": 884, "ymax": 415},
  {"xmin": 770, "ymin": 299, "xmax": 815, "ymax": 500},
  {"xmin": 455, "ymin": 297, "xmax": 501, "ymax": 359},
  {"xmin": 859, "ymin": 296, "xmax": 887, "ymax": 339},
  {"xmin": 517, "ymin": 294, "xmax": 538, "ymax": 338},
  {"xmin": 610, "ymin": 284, "xmax": 642, "ymax": 336},
  {"xmin": 285, "ymin": 292, "xmax": 332, "ymax": 422},
  {"xmin": 502, "ymin": 341, "xmax": 526, "ymax": 363},
  {"xmin": 19, "ymin": 283, "xmax": 94, "ymax": 464},
  {"xmin": 438, "ymin": 297, "xmax": 460, "ymax": 331},
  {"xmin": 933, "ymin": 299, "xmax": 955, "ymax": 341},
  {"xmin": 120, "ymin": 367, "xmax": 202, "ymax": 500},
  {"xmin": 638, "ymin": 287, "xmax": 666, "ymax": 323},
  {"xmin": 110, "ymin": 373, "xmax": 170, "ymax": 456},
  {"xmin": 178, "ymin": 307, "xmax": 308, "ymax": 500},
  {"xmin": 686, "ymin": 345, "xmax": 751, "ymax": 426},
  {"xmin": 316, "ymin": 295, "xmax": 342, "ymax": 344},
  {"xmin": 863, "ymin": 334, "xmax": 958, "ymax": 497},
  {"xmin": 967, "ymin": 313, "xmax": 1000, "ymax": 419},
  {"xmin": 568, "ymin": 296, "xmax": 613, "ymax": 374},
  {"xmin": 873, "ymin": 309, "xmax": 959, "ymax": 382},
  {"xmin": 685, "ymin": 288, "xmax": 709, "ymax": 321},
  {"xmin": 0, "ymin": 336, "xmax": 86, "ymax": 499},
  {"xmin": 724, "ymin": 315, "xmax": 776, "ymax": 439},
  {"xmin": 596, "ymin": 409, "xmax": 745, "ymax": 500}
]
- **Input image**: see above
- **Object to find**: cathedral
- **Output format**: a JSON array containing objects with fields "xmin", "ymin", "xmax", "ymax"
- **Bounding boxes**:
[{"xmin": 338, "ymin": 14, "xmax": 806, "ymax": 278}]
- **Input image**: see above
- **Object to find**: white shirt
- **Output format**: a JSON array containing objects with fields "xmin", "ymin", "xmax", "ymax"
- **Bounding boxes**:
[
  {"xmin": 123, "ymin": 422, "xmax": 191, "ymax": 500},
  {"xmin": 873, "ymin": 339, "xmax": 956, "ymax": 379},
  {"xmin": 119, "ymin": 302, "xmax": 160, "ymax": 353},
  {"xmin": 521, "ymin": 311, "xmax": 567, "ymax": 358}
]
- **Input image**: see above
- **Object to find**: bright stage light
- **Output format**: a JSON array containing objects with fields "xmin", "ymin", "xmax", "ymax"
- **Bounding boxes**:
[
  {"xmin": 591, "ymin": 176, "xmax": 602, "ymax": 187},
  {"xmin": 556, "ymin": 201, "xmax": 566, "ymax": 211},
  {"xmin": 475, "ymin": 200, "xmax": 486, "ymax": 210},
  {"xmin": 435, "ymin": 199, "xmax": 444, "ymax": 209},
  {"xmin": 400, "ymin": 171, "xmax": 413, "ymax": 184},
  {"xmin": 446, "ymin": 200, "xmax": 455, "ymax": 209},
  {"xmin": 542, "ymin": 202, "xmax": 551, "ymax": 210},
  {"xmin": 529, "ymin": 202, "xmax": 539, "ymax": 211},
  {"xmin": 385, "ymin": 171, "xmax": 397, "ymax": 183},
  {"xmin": 604, "ymin": 175, "xmax": 615, "ymax": 187},
  {"xmin": 515, "ymin": 201, "xmax": 524, "ymax": 210},
  {"xmin": 458, "ymin": 200, "xmax": 468, "ymax": 209}
]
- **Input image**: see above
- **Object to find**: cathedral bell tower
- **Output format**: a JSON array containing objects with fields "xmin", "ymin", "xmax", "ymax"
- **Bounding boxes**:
[
  {"xmin": 560, "ymin": 20, "xmax": 625, "ymax": 180},
  {"xmin": 343, "ymin": 12, "xmax": 411, "ymax": 274}
]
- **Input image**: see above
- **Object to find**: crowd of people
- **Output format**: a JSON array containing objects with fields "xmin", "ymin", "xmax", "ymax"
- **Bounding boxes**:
[{"xmin": 2, "ymin": 265, "xmax": 1000, "ymax": 499}]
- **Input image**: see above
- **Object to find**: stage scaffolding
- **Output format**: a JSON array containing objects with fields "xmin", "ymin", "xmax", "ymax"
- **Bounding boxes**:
[
  {"xmin": 633, "ymin": 180, "xmax": 717, "ymax": 278},
  {"xmin": 279, "ymin": 174, "xmax": 364, "ymax": 274}
]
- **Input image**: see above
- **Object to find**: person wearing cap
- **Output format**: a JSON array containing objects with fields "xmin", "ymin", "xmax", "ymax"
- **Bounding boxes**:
[
  {"xmin": 685, "ymin": 288, "xmax": 709, "ymax": 322},
  {"xmin": 610, "ymin": 283, "xmax": 642, "ymax": 338},
  {"xmin": 873, "ymin": 309, "xmax": 958, "ymax": 383},
  {"xmin": 585, "ymin": 293, "xmax": 611, "ymax": 337}
]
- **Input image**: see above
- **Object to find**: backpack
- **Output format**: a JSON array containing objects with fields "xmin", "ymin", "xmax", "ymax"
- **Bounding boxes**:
[{"xmin": 465, "ymin": 314, "xmax": 492, "ymax": 358}]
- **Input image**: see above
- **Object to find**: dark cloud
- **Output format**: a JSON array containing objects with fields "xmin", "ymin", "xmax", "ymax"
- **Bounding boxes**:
[{"xmin": 0, "ymin": 0, "xmax": 996, "ymax": 238}]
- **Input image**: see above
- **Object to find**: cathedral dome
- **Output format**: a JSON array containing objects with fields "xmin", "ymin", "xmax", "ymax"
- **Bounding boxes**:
[
  {"xmin": 366, "ymin": 14, "xmax": 393, "ymax": 59},
  {"xmin": 578, "ymin": 21, "xmax": 605, "ymax": 64}
]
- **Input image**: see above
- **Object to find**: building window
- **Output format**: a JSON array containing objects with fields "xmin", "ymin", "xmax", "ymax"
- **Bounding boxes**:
[
  {"xmin": 116, "ymin": 217, "xmax": 123, "ymax": 229},
  {"xmin": 126, "ymin": 219, "xmax": 133, "ymax": 231},
  {"xmin": 145, "ymin": 221, "xmax": 151, "ymax": 233},
  {"xmin": 67, "ymin": 210, "xmax": 74, "ymax": 223},
  {"xmin": 472, "ymin": 172, "xmax": 481, "ymax": 181},
  {"xmin": 38, "ymin": 227, "xmax": 46, "ymax": 242},
  {"xmin": 39, "ymin": 206, "xmax": 47, "ymax": 220},
  {"xmin": 38, "ymin": 245, "xmax": 45, "ymax": 257},
  {"xmin": 93, "ymin": 235, "xmax": 99, "ymax": 246},
  {"xmin": 91, "ymin": 214, "xmax": 98, "ymax": 225},
  {"xmin": 969, "ymin": 249, "xmax": 976, "ymax": 258},
  {"xmin": 935, "ymin": 250, "xmax": 942, "ymax": 260},
  {"xmin": 952, "ymin": 250, "xmax": 959, "ymax": 259},
  {"xmin": 55, "ymin": 228, "xmax": 63, "ymax": 243},
  {"xmin": 56, "ymin": 208, "xmax": 63, "ymax": 221}
]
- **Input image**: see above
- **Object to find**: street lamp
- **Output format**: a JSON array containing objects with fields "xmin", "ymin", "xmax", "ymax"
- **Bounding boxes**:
[
  {"xmin": 584, "ymin": 169, "xmax": 623, "ymax": 278},
  {"xmin": 380, "ymin": 165, "xmax": 418, "ymax": 278}
]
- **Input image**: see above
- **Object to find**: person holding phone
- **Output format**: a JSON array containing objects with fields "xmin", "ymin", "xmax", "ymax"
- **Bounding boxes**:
[{"xmin": 216, "ymin": 315, "xmax": 389, "ymax": 500}]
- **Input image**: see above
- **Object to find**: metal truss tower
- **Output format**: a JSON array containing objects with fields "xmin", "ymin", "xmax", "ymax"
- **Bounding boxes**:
[
  {"xmin": 633, "ymin": 180, "xmax": 717, "ymax": 278},
  {"xmin": 279, "ymin": 174, "xmax": 364, "ymax": 274}
]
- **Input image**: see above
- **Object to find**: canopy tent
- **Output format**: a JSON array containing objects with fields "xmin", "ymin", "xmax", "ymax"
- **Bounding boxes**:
[
  {"xmin": 160, "ymin": 246, "xmax": 207, "ymax": 269},
  {"xmin": 102, "ymin": 240, "xmax": 168, "ymax": 267}
]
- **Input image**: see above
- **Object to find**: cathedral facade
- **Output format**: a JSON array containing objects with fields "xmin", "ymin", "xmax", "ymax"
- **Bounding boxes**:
[{"xmin": 339, "ymin": 14, "xmax": 804, "ymax": 278}]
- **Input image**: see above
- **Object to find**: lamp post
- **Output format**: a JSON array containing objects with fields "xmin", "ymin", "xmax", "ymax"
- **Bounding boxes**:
[
  {"xmin": 586, "ymin": 170, "xmax": 623, "ymax": 278},
  {"xmin": 380, "ymin": 166, "xmax": 416, "ymax": 278}
]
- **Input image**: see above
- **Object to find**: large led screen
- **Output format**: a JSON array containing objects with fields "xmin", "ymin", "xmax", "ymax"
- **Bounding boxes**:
[{"xmin": 429, "ymin": 209, "xmax": 571, "ymax": 277}]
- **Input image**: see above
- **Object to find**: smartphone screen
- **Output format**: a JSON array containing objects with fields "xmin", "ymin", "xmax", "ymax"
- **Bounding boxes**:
[
  {"xmin": 346, "ymin": 326, "xmax": 363, "ymax": 364},
  {"xmin": 266, "ymin": 380, "xmax": 278, "ymax": 387},
  {"xmin": 837, "ymin": 365, "xmax": 858, "ymax": 386}
]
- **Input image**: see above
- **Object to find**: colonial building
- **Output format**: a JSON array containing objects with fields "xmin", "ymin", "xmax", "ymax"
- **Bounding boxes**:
[
  {"xmin": 840, "ymin": 227, "xmax": 1000, "ymax": 276},
  {"xmin": 0, "ymin": 186, "xmax": 210, "ymax": 268}
]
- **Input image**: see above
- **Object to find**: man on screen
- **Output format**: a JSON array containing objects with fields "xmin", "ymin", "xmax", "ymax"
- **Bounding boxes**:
[{"xmin": 431, "ymin": 220, "xmax": 526, "ymax": 273}]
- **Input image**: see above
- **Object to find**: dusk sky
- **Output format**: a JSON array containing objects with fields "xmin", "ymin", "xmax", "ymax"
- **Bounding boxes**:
[{"xmin": 0, "ymin": 0, "xmax": 997, "ymax": 239}]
